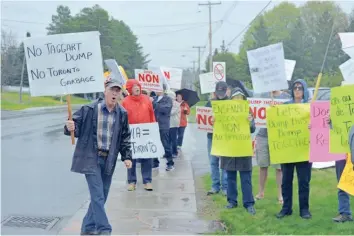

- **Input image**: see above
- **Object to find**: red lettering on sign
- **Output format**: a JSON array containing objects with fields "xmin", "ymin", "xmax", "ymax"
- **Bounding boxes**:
[
  {"xmin": 197, "ymin": 114, "xmax": 213, "ymax": 125},
  {"xmin": 164, "ymin": 71, "xmax": 171, "ymax": 80},
  {"xmin": 139, "ymin": 74, "xmax": 160, "ymax": 83},
  {"xmin": 250, "ymin": 107, "xmax": 266, "ymax": 120}
]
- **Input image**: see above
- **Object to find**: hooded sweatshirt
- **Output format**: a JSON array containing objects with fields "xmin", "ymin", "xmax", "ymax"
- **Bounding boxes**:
[
  {"xmin": 121, "ymin": 79, "xmax": 156, "ymax": 124},
  {"xmin": 285, "ymin": 79, "xmax": 309, "ymax": 104},
  {"xmin": 166, "ymin": 90, "xmax": 181, "ymax": 128}
]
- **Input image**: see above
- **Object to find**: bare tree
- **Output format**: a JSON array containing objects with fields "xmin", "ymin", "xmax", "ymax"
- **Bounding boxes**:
[{"xmin": 1, "ymin": 29, "xmax": 21, "ymax": 91}]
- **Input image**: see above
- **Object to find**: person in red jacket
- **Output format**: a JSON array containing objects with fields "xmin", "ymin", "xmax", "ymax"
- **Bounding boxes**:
[
  {"xmin": 176, "ymin": 93, "xmax": 190, "ymax": 150},
  {"xmin": 122, "ymin": 79, "xmax": 156, "ymax": 191}
]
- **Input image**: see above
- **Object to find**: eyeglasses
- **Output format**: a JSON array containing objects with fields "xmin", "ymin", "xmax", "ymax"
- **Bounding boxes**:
[{"xmin": 293, "ymin": 86, "xmax": 303, "ymax": 91}]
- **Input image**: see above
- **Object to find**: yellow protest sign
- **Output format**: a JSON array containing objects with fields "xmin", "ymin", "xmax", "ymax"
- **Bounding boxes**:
[
  {"xmin": 211, "ymin": 100, "xmax": 253, "ymax": 157},
  {"xmin": 267, "ymin": 104, "xmax": 310, "ymax": 164},
  {"xmin": 330, "ymin": 84, "xmax": 354, "ymax": 153},
  {"xmin": 338, "ymin": 156, "xmax": 354, "ymax": 196}
]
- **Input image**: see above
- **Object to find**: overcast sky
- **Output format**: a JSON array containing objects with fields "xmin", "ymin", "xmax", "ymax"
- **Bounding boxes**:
[{"xmin": 2, "ymin": 0, "xmax": 353, "ymax": 70}]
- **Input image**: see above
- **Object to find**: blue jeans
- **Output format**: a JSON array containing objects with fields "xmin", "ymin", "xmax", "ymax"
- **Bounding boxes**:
[
  {"xmin": 281, "ymin": 162, "xmax": 312, "ymax": 213},
  {"xmin": 170, "ymin": 127, "xmax": 178, "ymax": 156},
  {"xmin": 226, "ymin": 170, "xmax": 255, "ymax": 208},
  {"xmin": 207, "ymin": 136, "xmax": 227, "ymax": 192},
  {"xmin": 127, "ymin": 159, "xmax": 152, "ymax": 184},
  {"xmin": 177, "ymin": 127, "xmax": 186, "ymax": 147},
  {"xmin": 155, "ymin": 129, "xmax": 174, "ymax": 167},
  {"xmin": 81, "ymin": 156, "xmax": 113, "ymax": 234},
  {"xmin": 336, "ymin": 160, "xmax": 351, "ymax": 215}
]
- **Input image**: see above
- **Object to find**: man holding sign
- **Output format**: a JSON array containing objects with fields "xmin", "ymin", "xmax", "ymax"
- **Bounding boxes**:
[{"xmin": 64, "ymin": 79, "xmax": 132, "ymax": 235}]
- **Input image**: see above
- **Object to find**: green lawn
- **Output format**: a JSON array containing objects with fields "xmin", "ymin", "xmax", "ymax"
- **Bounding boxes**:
[
  {"xmin": 188, "ymin": 101, "xmax": 207, "ymax": 123},
  {"xmin": 202, "ymin": 167, "xmax": 354, "ymax": 235},
  {"xmin": 1, "ymin": 92, "xmax": 90, "ymax": 110}
]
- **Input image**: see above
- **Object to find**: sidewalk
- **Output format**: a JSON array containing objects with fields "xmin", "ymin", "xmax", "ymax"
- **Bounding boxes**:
[{"xmin": 58, "ymin": 128, "xmax": 212, "ymax": 235}]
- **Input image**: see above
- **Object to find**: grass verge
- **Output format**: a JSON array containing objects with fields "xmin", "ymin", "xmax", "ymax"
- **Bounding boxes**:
[
  {"xmin": 202, "ymin": 167, "xmax": 354, "ymax": 235},
  {"xmin": 1, "ymin": 92, "xmax": 90, "ymax": 110}
]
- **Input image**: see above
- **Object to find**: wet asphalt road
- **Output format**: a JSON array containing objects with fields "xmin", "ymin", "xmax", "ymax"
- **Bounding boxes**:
[{"xmin": 1, "ymin": 108, "xmax": 88, "ymax": 234}]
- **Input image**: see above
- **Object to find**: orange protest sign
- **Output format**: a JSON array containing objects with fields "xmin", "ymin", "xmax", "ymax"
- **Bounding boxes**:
[{"xmin": 338, "ymin": 155, "xmax": 354, "ymax": 196}]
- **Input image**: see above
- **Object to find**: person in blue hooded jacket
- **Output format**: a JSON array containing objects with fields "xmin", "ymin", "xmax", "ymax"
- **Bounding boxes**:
[{"xmin": 276, "ymin": 79, "xmax": 313, "ymax": 220}]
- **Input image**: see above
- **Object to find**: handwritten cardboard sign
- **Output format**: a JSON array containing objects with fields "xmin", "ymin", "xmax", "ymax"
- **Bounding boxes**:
[
  {"xmin": 161, "ymin": 67, "xmax": 183, "ymax": 90},
  {"xmin": 247, "ymin": 42, "xmax": 288, "ymax": 94},
  {"xmin": 338, "ymin": 157, "xmax": 354, "ymax": 196},
  {"xmin": 196, "ymin": 106, "xmax": 213, "ymax": 132},
  {"xmin": 23, "ymin": 31, "xmax": 104, "ymax": 96},
  {"xmin": 309, "ymin": 101, "xmax": 346, "ymax": 162},
  {"xmin": 134, "ymin": 69, "xmax": 163, "ymax": 92},
  {"xmin": 267, "ymin": 104, "xmax": 310, "ymax": 164},
  {"xmin": 247, "ymin": 98, "xmax": 287, "ymax": 128},
  {"xmin": 199, "ymin": 72, "xmax": 225, "ymax": 94},
  {"xmin": 211, "ymin": 100, "xmax": 253, "ymax": 157},
  {"xmin": 129, "ymin": 122, "xmax": 164, "ymax": 159},
  {"xmin": 330, "ymin": 84, "xmax": 354, "ymax": 153}
]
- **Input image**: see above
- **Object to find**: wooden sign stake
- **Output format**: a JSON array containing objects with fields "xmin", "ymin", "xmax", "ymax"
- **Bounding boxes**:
[{"xmin": 66, "ymin": 95, "xmax": 75, "ymax": 145}]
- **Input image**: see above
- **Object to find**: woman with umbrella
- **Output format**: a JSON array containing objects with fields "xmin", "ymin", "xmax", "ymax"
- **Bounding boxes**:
[{"xmin": 175, "ymin": 89, "xmax": 199, "ymax": 150}]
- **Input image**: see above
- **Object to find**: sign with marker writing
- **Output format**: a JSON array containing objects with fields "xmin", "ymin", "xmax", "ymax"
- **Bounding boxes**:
[
  {"xmin": 135, "ymin": 69, "xmax": 163, "ymax": 92},
  {"xmin": 338, "ymin": 32, "xmax": 354, "ymax": 58},
  {"xmin": 213, "ymin": 62, "xmax": 226, "ymax": 81},
  {"xmin": 247, "ymin": 42, "xmax": 288, "ymax": 94},
  {"xmin": 330, "ymin": 84, "xmax": 354, "ymax": 153},
  {"xmin": 199, "ymin": 72, "xmax": 224, "ymax": 94},
  {"xmin": 338, "ymin": 156, "xmax": 354, "ymax": 196},
  {"xmin": 161, "ymin": 67, "xmax": 183, "ymax": 90},
  {"xmin": 211, "ymin": 100, "xmax": 253, "ymax": 157},
  {"xmin": 285, "ymin": 59, "xmax": 296, "ymax": 81},
  {"xmin": 196, "ymin": 106, "xmax": 213, "ymax": 132},
  {"xmin": 267, "ymin": 104, "xmax": 310, "ymax": 164},
  {"xmin": 24, "ymin": 31, "xmax": 104, "ymax": 97},
  {"xmin": 309, "ymin": 101, "xmax": 346, "ymax": 162},
  {"xmin": 248, "ymin": 98, "xmax": 287, "ymax": 128},
  {"xmin": 339, "ymin": 59, "xmax": 354, "ymax": 84},
  {"xmin": 129, "ymin": 122, "xmax": 164, "ymax": 159}
]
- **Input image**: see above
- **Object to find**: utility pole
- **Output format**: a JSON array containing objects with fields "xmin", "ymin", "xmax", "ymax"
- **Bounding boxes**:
[
  {"xmin": 192, "ymin": 46, "xmax": 206, "ymax": 74},
  {"xmin": 198, "ymin": 1, "xmax": 221, "ymax": 72},
  {"xmin": 191, "ymin": 60, "xmax": 196, "ymax": 73},
  {"xmin": 19, "ymin": 32, "xmax": 31, "ymax": 103}
]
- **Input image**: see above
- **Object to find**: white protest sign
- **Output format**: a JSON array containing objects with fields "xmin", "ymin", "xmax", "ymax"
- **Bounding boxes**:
[
  {"xmin": 339, "ymin": 32, "xmax": 354, "ymax": 58},
  {"xmin": 339, "ymin": 59, "xmax": 354, "ymax": 83},
  {"xmin": 213, "ymin": 62, "xmax": 226, "ymax": 81},
  {"xmin": 285, "ymin": 59, "xmax": 296, "ymax": 81},
  {"xmin": 161, "ymin": 67, "xmax": 183, "ymax": 90},
  {"xmin": 130, "ymin": 123, "xmax": 164, "ymax": 159},
  {"xmin": 104, "ymin": 59, "xmax": 126, "ymax": 87},
  {"xmin": 134, "ymin": 69, "xmax": 163, "ymax": 92},
  {"xmin": 149, "ymin": 66, "xmax": 171, "ymax": 91},
  {"xmin": 196, "ymin": 106, "xmax": 213, "ymax": 132},
  {"xmin": 247, "ymin": 42, "xmax": 288, "ymax": 94},
  {"xmin": 199, "ymin": 72, "xmax": 218, "ymax": 94},
  {"xmin": 24, "ymin": 31, "xmax": 104, "ymax": 97},
  {"xmin": 247, "ymin": 98, "xmax": 288, "ymax": 128}
]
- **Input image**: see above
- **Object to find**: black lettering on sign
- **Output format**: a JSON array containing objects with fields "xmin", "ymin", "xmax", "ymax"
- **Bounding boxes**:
[
  {"xmin": 26, "ymin": 45, "xmax": 42, "ymax": 59},
  {"xmin": 47, "ymin": 67, "xmax": 80, "ymax": 77},
  {"xmin": 30, "ymin": 69, "xmax": 46, "ymax": 80},
  {"xmin": 315, "ymin": 132, "xmax": 328, "ymax": 146},
  {"xmin": 271, "ymin": 137, "xmax": 309, "ymax": 151},
  {"xmin": 130, "ymin": 127, "xmax": 141, "ymax": 139},
  {"xmin": 65, "ymin": 52, "xmax": 93, "ymax": 61},
  {"xmin": 131, "ymin": 141, "xmax": 157, "ymax": 154},
  {"xmin": 45, "ymin": 43, "xmax": 82, "ymax": 54},
  {"xmin": 345, "ymin": 103, "xmax": 354, "ymax": 116},
  {"xmin": 60, "ymin": 76, "xmax": 95, "ymax": 86}
]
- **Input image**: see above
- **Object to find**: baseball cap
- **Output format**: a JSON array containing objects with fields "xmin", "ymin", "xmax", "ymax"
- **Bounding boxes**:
[
  {"xmin": 215, "ymin": 81, "xmax": 228, "ymax": 97},
  {"xmin": 105, "ymin": 79, "xmax": 122, "ymax": 89}
]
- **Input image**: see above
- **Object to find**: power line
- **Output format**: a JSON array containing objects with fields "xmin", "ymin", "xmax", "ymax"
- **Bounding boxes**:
[{"xmin": 226, "ymin": 0, "xmax": 272, "ymax": 49}]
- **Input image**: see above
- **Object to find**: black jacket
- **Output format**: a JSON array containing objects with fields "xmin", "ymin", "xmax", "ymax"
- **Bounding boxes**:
[{"xmin": 64, "ymin": 98, "xmax": 132, "ymax": 175}]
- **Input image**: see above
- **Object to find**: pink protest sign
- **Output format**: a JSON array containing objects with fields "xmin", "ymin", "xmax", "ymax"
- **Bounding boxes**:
[{"xmin": 310, "ymin": 101, "xmax": 346, "ymax": 162}]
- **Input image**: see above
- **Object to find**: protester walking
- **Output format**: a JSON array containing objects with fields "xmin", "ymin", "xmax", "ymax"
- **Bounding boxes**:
[
  {"xmin": 277, "ymin": 79, "xmax": 312, "ymax": 220},
  {"xmin": 152, "ymin": 85, "xmax": 175, "ymax": 171},
  {"xmin": 167, "ymin": 90, "xmax": 181, "ymax": 158},
  {"xmin": 64, "ymin": 79, "xmax": 132, "ymax": 235},
  {"xmin": 206, "ymin": 81, "xmax": 228, "ymax": 195},
  {"xmin": 255, "ymin": 90, "xmax": 290, "ymax": 204},
  {"xmin": 220, "ymin": 87, "xmax": 256, "ymax": 215},
  {"xmin": 121, "ymin": 79, "xmax": 156, "ymax": 191},
  {"xmin": 176, "ymin": 93, "xmax": 190, "ymax": 150}
]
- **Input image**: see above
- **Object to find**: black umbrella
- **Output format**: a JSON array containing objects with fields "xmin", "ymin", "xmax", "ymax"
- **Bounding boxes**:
[
  {"xmin": 226, "ymin": 79, "xmax": 252, "ymax": 97},
  {"xmin": 175, "ymin": 88, "xmax": 200, "ymax": 107}
]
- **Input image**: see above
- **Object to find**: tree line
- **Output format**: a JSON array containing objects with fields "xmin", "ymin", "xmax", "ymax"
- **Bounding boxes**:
[{"xmin": 206, "ymin": 1, "xmax": 354, "ymax": 89}]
